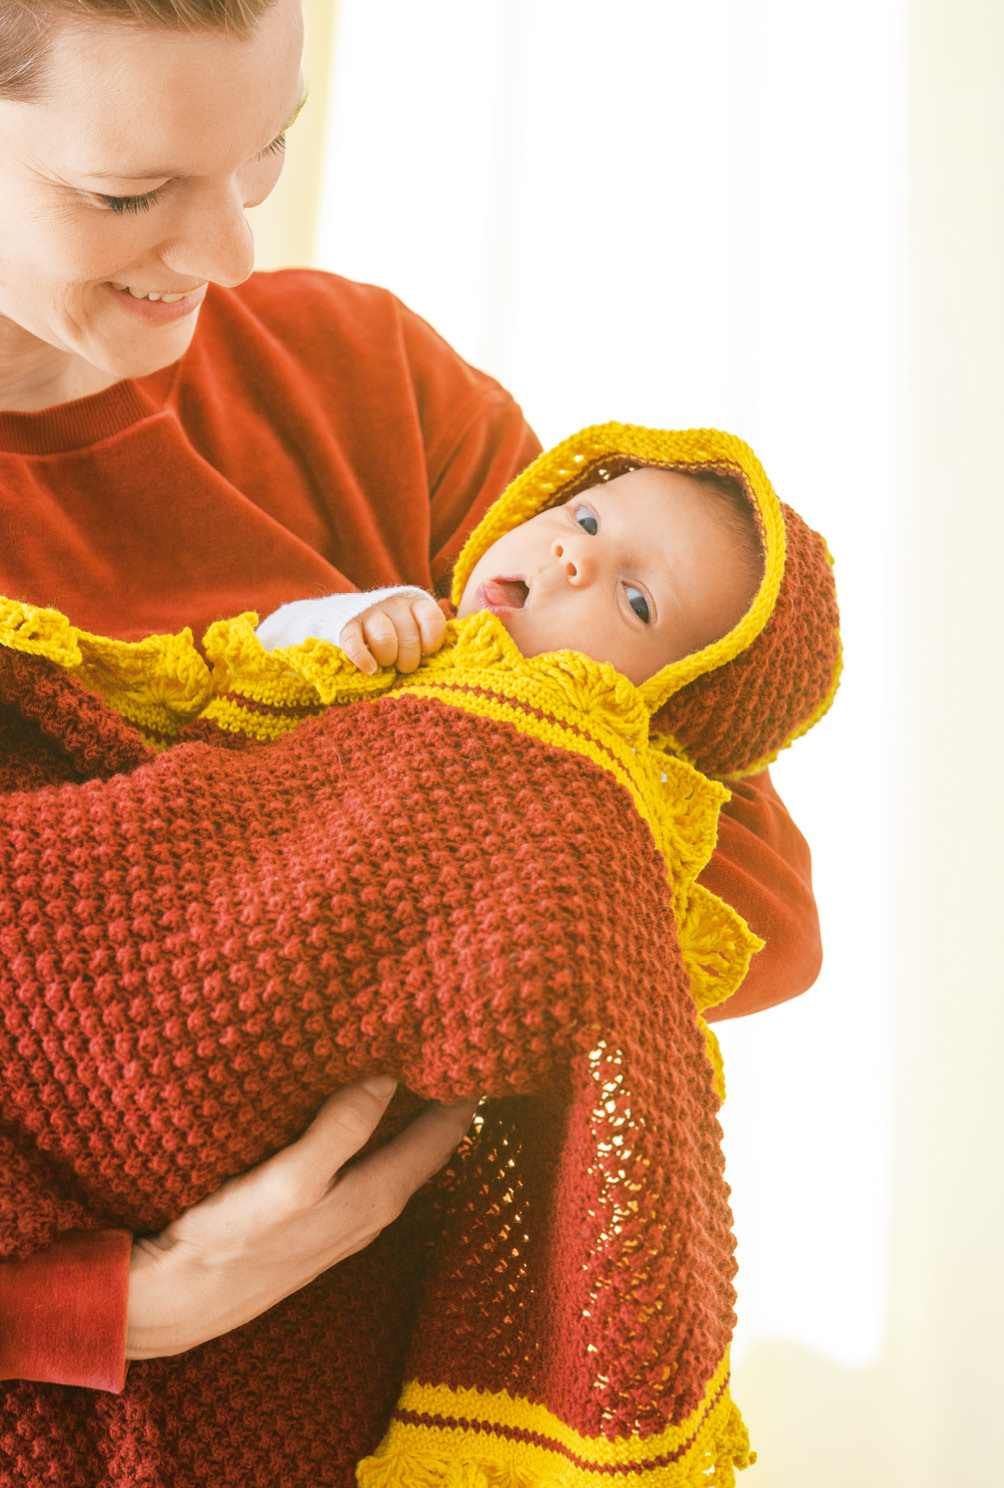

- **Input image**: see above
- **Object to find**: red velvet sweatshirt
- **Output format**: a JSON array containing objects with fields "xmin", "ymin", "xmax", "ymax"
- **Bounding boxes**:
[{"xmin": 0, "ymin": 269, "xmax": 820, "ymax": 1396}]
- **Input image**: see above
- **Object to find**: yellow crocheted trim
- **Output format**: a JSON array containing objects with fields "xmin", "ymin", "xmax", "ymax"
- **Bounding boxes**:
[
  {"xmin": 357, "ymin": 1353, "xmax": 754, "ymax": 1486},
  {"xmin": 392, "ymin": 613, "xmax": 762, "ymax": 1017},
  {"xmin": 449, "ymin": 424, "xmax": 787, "ymax": 717},
  {"xmin": 0, "ymin": 596, "xmax": 214, "ymax": 748},
  {"xmin": 0, "ymin": 597, "xmax": 760, "ymax": 1021},
  {"xmin": 698, "ymin": 1017, "xmax": 726, "ymax": 1103},
  {"xmin": 198, "ymin": 611, "xmax": 763, "ymax": 1021},
  {"xmin": 677, "ymin": 883, "xmax": 761, "ymax": 1017},
  {"xmin": 199, "ymin": 615, "xmax": 393, "ymax": 740}
]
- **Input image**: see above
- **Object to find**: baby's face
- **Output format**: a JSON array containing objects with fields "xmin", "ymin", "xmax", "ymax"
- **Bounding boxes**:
[{"xmin": 457, "ymin": 468, "xmax": 758, "ymax": 685}]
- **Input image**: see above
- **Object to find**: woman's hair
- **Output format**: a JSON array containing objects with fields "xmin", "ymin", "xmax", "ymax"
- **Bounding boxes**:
[{"xmin": 0, "ymin": 0, "xmax": 276, "ymax": 99}]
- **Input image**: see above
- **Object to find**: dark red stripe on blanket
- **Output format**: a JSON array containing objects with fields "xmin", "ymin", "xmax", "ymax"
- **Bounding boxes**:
[
  {"xmin": 428, "ymin": 681, "xmax": 626, "ymax": 775},
  {"xmin": 218, "ymin": 691, "xmax": 326, "ymax": 719},
  {"xmin": 393, "ymin": 1376, "xmax": 730, "ymax": 1476}
]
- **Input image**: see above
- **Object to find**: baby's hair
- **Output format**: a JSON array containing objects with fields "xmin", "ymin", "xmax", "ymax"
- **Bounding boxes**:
[{"xmin": 683, "ymin": 469, "xmax": 765, "ymax": 589}]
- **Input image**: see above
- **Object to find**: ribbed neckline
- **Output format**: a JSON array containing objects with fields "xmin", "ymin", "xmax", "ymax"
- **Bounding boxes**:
[{"xmin": 0, "ymin": 362, "xmax": 179, "ymax": 457}]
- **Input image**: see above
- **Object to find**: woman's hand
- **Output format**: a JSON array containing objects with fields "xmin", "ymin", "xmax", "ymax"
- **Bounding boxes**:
[{"xmin": 125, "ymin": 1078, "xmax": 476, "ymax": 1360}]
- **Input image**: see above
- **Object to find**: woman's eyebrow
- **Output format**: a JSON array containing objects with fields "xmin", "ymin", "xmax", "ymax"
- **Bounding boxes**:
[{"xmin": 77, "ymin": 86, "xmax": 309, "ymax": 182}]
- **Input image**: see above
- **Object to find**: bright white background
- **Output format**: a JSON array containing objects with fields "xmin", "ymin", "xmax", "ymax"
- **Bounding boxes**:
[{"xmin": 253, "ymin": 3, "xmax": 1004, "ymax": 1482}]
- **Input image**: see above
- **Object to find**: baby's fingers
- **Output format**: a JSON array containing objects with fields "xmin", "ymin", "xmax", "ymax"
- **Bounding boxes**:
[
  {"xmin": 414, "ymin": 598, "xmax": 447, "ymax": 657},
  {"xmin": 361, "ymin": 610, "xmax": 416, "ymax": 671},
  {"xmin": 338, "ymin": 618, "xmax": 379, "ymax": 675}
]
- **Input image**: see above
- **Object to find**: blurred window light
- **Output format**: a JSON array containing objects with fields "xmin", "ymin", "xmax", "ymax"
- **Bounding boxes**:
[{"xmin": 318, "ymin": 0, "xmax": 906, "ymax": 1372}]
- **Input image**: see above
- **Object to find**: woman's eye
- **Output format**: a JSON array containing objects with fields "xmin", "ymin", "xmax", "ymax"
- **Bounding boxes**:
[
  {"xmin": 625, "ymin": 586, "xmax": 650, "ymax": 624},
  {"xmin": 94, "ymin": 132, "xmax": 285, "ymax": 217},
  {"xmin": 575, "ymin": 509, "xmax": 598, "ymax": 535},
  {"xmin": 98, "ymin": 189, "xmax": 164, "ymax": 215}
]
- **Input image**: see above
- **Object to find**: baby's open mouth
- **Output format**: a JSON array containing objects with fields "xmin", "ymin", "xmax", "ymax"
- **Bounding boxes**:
[{"xmin": 478, "ymin": 577, "xmax": 529, "ymax": 611}]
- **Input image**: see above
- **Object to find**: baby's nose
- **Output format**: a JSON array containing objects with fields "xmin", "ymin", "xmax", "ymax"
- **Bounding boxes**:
[{"xmin": 552, "ymin": 538, "xmax": 594, "ymax": 583}]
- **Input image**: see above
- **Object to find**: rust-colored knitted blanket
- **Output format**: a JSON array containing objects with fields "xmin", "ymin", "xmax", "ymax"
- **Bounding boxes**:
[
  {"xmin": 0, "ymin": 630, "xmax": 753, "ymax": 1487},
  {"xmin": 0, "ymin": 426, "xmax": 839, "ymax": 1487}
]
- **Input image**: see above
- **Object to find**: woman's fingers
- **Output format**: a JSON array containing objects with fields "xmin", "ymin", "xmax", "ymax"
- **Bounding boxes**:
[
  {"xmin": 125, "ymin": 1084, "xmax": 476, "ymax": 1360},
  {"xmin": 332, "ymin": 1098, "xmax": 479, "ymax": 1219},
  {"xmin": 273, "ymin": 1076, "xmax": 398, "ymax": 1194}
]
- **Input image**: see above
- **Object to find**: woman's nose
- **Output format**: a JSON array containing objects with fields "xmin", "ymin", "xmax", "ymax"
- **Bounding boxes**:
[
  {"xmin": 551, "ymin": 537, "xmax": 595, "ymax": 584},
  {"xmin": 162, "ymin": 182, "xmax": 256, "ymax": 289}
]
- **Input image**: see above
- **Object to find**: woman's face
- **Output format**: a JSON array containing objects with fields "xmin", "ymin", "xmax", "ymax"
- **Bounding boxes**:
[{"xmin": 0, "ymin": 0, "xmax": 304, "ymax": 393}]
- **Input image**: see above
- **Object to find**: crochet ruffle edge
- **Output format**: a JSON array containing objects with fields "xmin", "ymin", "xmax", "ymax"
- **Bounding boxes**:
[
  {"xmin": 0, "ymin": 597, "xmax": 215, "ymax": 746},
  {"xmin": 355, "ymin": 1354, "xmax": 755, "ymax": 1486},
  {"xmin": 204, "ymin": 612, "xmax": 764, "ymax": 1047},
  {"xmin": 0, "ymin": 599, "xmax": 762, "ymax": 1043}
]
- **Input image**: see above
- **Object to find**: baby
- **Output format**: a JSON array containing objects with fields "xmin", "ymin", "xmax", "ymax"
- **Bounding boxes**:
[
  {"xmin": 0, "ymin": 424, "xmax": 840, "ymax": 1487},
  {"xmin": 257, "ymin": 464, "xmax": 765, "ymax": 692}
]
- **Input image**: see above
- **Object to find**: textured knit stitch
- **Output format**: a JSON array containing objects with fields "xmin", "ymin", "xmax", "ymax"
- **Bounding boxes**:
[{"xmin": 0, "ymin": 425, "xmax": 838, "ymax": 1487}]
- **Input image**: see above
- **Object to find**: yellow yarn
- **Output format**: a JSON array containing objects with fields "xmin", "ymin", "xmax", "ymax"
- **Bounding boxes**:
[
  {"xmin": 0, "ymin": 596, "xmax": 214, "ymax": 747},
  {"xmin": 357, "ymin": 1354, "xmax": 754, "ymax": 1487}
]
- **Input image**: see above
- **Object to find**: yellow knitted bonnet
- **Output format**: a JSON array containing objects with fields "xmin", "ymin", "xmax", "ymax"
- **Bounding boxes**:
[{"xmin": 451, "ymin": 423, "xmax": 841, "ymax": 779}]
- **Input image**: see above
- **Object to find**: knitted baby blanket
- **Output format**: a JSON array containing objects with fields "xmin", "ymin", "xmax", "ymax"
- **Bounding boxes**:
[{"xmin": 0, "ymin": 427, "xmax": 839, "ymax": 1488}]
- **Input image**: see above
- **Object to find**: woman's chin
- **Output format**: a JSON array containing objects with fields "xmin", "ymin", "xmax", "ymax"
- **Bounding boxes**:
[{"xmin": 82, "ymin": 309, "xmax": 204, "ymax": 381}]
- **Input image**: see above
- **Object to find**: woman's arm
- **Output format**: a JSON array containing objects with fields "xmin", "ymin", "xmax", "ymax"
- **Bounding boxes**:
[
  {"xmin": 0, "ymin": 1085, "xmax": 474, "ymax": 1389},
  {"xmin": 125, "ymin": 1084, "xmax": 475, "ymax": 1360},
  {"xmin": 701, "ymin": 769, "xmax": 822, "ymax": 1021}
]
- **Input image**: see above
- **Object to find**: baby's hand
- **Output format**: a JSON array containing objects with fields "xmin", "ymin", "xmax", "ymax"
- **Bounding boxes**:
[{"xmin": 340, "ymin": 593, "xmax": 447, "ymax": 675}]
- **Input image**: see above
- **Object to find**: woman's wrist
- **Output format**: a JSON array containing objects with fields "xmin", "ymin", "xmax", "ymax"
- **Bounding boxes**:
[{"xmin": 125, "ymin": 1233, "xmax": 196, "ymax": 1361}]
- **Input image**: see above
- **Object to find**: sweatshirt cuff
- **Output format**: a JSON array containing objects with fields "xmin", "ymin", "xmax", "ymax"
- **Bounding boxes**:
[
  {"xmin": 256, "ymin": 586, "xmax": 434, "ymax": 651},
  {"xmin": 0, "ymin": 1230, "xmax": 132, "ymax": 1393}
]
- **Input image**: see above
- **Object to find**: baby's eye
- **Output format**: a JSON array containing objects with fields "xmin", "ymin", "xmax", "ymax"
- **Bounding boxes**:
[
  {"xmin": 625, "ymin": 586, "xmax": 650, "ymax": 624},
  {"xmin": 574, "ymin": 508, "xmax": 598, "ymax": 535}
]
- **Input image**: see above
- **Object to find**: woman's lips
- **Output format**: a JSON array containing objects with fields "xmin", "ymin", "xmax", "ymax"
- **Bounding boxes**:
[
  {"xmin": 104, "ymin": 280, "xmax": 208, "ymax": 324},
  {"xmin": 476, "ymin": 577, "xmax": 529, "ymax": 612}
]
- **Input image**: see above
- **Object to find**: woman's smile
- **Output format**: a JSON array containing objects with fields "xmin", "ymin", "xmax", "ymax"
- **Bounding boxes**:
[
  {"xmin": 103, "ymin": 280, "xmax": 209, "ymax": 324},
  {"xmin": 0, "ymin": 0, "xmax": 304, "ymax": 409}
]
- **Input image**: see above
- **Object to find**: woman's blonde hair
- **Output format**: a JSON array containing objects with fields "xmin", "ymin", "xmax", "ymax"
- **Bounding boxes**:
[{"xmin": 0, "ymin": 0, "xmax": 277, "ymax": 99}]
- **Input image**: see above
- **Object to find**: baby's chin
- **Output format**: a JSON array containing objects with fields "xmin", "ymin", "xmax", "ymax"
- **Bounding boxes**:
[{"xmin": 458, "ymin": 583, "xmax": 670, "ymax": 684}]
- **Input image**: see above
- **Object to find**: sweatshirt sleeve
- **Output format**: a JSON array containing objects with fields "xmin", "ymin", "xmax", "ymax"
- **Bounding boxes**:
[
  {"xmin": 0, "ymin": 1229, "xmax": 131, "ymax": 1392},
  {"xmin": 700, "ymin": 769, "xmax": 822, "ymax": 1021}
]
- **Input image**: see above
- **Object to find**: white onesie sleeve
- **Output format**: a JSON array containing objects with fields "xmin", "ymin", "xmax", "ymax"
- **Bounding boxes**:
[{"xmin": 256, "ymin": 586, "xmax": 434, "ymax": 651}]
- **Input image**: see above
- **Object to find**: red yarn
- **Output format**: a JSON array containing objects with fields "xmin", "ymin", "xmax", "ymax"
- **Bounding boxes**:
[
  {"xmin": 653, "ymin": 498, "xmax": 839, "ymax": 776},
  {"xmin": 0, "ymin": 660, "xmax": 734, "ymax": 1485}
]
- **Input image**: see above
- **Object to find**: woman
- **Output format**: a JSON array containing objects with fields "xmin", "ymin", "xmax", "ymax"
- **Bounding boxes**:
[{"xmin": 0, "ymin": 1, "xmax": 821, "ymax": 1482}]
